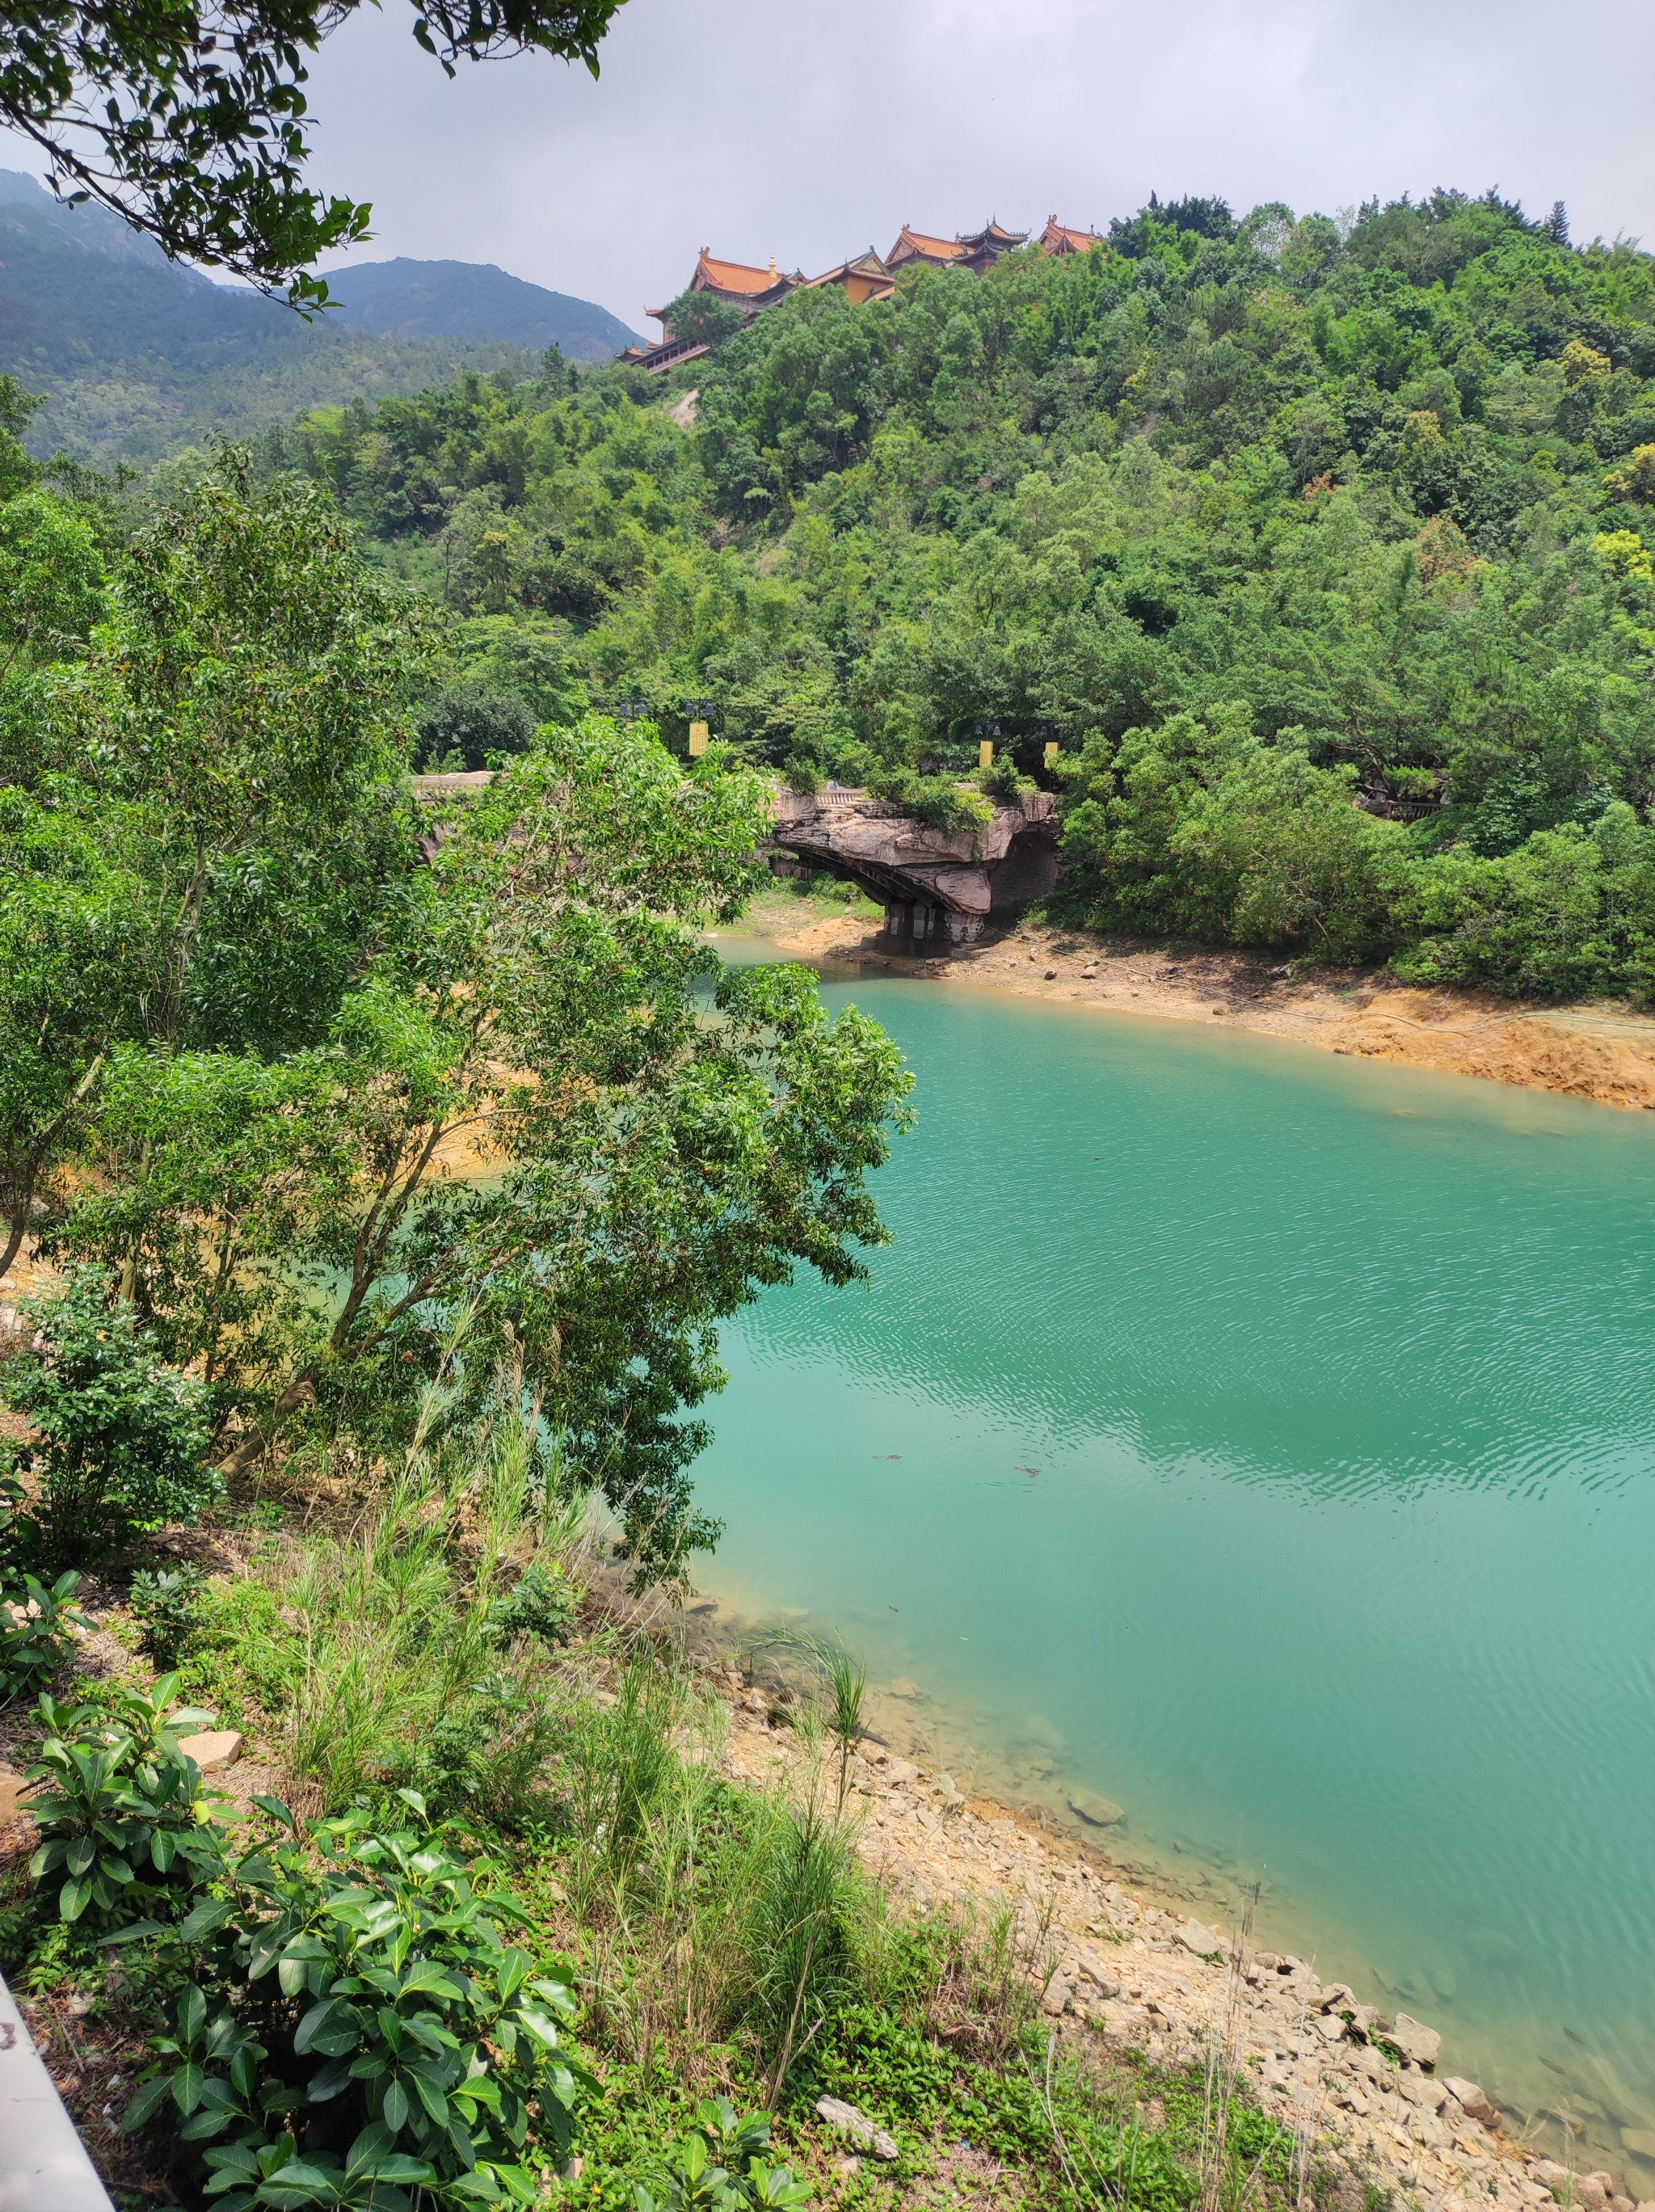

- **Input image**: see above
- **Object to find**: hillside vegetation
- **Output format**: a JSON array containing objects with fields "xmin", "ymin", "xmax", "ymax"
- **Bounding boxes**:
[
  {"xmin": 269, "ymin": 188, "xmax": 1655, "ymax": 1001},
  {"xmin": 0, "ymin": 172, "xmax": 634, "ymax": 464}
]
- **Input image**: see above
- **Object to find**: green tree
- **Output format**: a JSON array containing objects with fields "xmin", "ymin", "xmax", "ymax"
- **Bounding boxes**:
[
  {"xmin": 0, "ymin": 0, "xmax": 635, "ymax": 300},
  {"xmin": 61, "ymin": 721, "xmax": 909, "ymax": 1573},
  {"xmin": 0, "ymin": 457, "xmax": 429, "ymax": 1281},
  {"xmin": 660, "ymin": 289, "xmax": 751, "ymax": 351}
]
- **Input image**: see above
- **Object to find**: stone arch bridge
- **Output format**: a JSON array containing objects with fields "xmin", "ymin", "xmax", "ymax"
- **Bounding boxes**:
[{"xmin": 769, "ymin": 786, "xmax": 1059, "ymax": 944}]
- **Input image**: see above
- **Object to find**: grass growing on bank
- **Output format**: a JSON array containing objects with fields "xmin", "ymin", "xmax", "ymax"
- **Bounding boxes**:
[
  {"xmin": 745, "ymin": 874, "xmax": 886, "ymax": 928},
  {"xmin": 0, "ymin": 1424, "xmax": 1335, "ymax": 2212}
]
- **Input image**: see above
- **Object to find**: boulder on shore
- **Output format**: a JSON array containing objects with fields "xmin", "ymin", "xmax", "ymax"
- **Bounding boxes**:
[
  {"xmin": 1388, "ymin": 2012, "xmax": 1442, "ymax": 2068},
  {"xmin": 1178, "ymin": 1919, "xmax": 1224, "ymax": 1957},
  {"xmin": 1444, "ymin": 2077, "xmax": 1497, "ymax": 2124}
]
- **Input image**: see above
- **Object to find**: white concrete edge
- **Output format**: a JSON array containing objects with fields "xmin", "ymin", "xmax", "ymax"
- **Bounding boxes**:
[{"xmin": 0, "ymin": 1968, "xmax": 116, "ymax": 2211}]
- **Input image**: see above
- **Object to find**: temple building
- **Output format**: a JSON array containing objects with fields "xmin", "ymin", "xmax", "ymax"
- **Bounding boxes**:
[
  {"xmin": 886, "ymin": 220, "xmax": 1027, "ymax": 276},
  {"xmin": 621, "ymin": 248, "xmax": 804, "ymax": 372},
  {"xmin": 1039, "ymin": 215, "xmax": 1105, "ymax": 255},
  {"xmin": 803, "ymin": 249, "xmax": 895, "ymax": 305},
  {"xmin": 625, "ymin": 217, "xmax": 1096, "ymax": 373}
]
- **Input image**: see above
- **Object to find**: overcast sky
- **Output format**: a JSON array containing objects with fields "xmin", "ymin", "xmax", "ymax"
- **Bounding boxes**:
[{"xmin": 7, "ymin": 0, "xmax": 1653, "ymax": 335}]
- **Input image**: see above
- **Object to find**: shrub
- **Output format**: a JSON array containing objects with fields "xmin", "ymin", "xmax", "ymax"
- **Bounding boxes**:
[
  {"xmin": 634, "ymin": 2098, "xmax": 812, "ymax": 2210},
  {"xmin": 1, "ymin": 1266, "xmax": 216, "ymax": 1566},
  {"xmin": 484, "ymin": 1559, "xmax": 576, "ymax": 1650},
  {"xmin": 868, "ymin": 768, "xmax": 992, "ymax": 836},
  {"xmin": 27, "ymin": 1675, "xmax": 228, "ymax": 1929},
  {"xmin": 0, "ymin": 1566, "xmax": 89, "ymax": 1701},
  {"xmin": 128, "ymin": 1562, "xmax": 208, "ymax": 1666},
  {"xmin": 977, "ymin": 751, "xmax": 1036, "ymax": 802},
  {"xmin": 126, "ymin": 1797, "xmax": 588, "ymax": 2209}
]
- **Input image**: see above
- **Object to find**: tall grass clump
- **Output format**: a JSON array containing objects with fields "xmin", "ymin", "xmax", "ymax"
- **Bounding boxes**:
[{"xmin": 752, "ymin": 1804, "xmax": 861, "ymax": 2106}]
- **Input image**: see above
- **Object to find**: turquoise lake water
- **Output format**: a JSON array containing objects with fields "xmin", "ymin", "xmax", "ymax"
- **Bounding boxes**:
[{"xmin": 694, "ymin": 946, "xmax": 1655, "ymax": 2167}]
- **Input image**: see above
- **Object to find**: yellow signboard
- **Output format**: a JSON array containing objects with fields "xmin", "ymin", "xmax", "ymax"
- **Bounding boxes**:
[
  {"xmin": 1044, "ymin": 740, "xmax": 1059, "ymax": 766},
  {"xmin": 689, "ymin": 720, "xmax": 710, "ymax": 756},
  {"xmin": 979, "ymin": 739, "xmax": 995, "ymax": 769}
]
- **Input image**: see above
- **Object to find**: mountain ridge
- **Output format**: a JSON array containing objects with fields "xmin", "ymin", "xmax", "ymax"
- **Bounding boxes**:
[
  {"xmin": 0, "ymin": 171, "xmax": 640, "ymax": 462},
  {"xmin": 319, "ymin": 255, "xmax": 640, "ymax": 354}
]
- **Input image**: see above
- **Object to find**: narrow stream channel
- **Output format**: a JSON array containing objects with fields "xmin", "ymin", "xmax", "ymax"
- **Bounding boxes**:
[{"xmin": 694, "ymin": 936, "xmax": 1655, "ymax": 2175}]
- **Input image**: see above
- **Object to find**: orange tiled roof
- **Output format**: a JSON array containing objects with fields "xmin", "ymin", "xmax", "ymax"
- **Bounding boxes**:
[
  {"xmin": 696, "ymin": 249, "xmax": 785, "ymax": 294},
  {"xmin": 890, "ymin": 225, "xmax": 967, "ymax": 262},
  {"xmin": 1041, "ymin": 216, "xmax": 1101, "ymax": 253}
]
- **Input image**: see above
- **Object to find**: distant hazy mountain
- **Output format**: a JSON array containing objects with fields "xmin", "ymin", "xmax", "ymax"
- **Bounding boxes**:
[
  {"xmin": 322, "ymin": 259, "xmax": 640, "ymax": 357},
  {"xmin": 0, "ymin": 171, "xmax": 639, "ymax": 464}
]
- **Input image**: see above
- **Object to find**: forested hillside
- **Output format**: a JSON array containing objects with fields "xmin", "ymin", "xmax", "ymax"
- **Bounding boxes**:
[
  {"xmin": 263, "ymin": 190, "xmax": 1655, "ymax": 997},
  {"xmin": 0, "ymin": 172, "xmax": 633, "ymax": 462},
  {"xmin": 322, "ymin": 256, "xmax": 641, "ymax": 354}
]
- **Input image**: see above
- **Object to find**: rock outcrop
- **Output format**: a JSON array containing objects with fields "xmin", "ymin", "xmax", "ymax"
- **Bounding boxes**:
[{"xmin": 769, "ymin": 786, "xmax": 1059, "ymax": 943}]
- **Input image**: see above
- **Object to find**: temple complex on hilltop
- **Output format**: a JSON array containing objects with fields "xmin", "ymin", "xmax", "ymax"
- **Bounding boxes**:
[{"xmin": 623, "ymin": 215, "xmax": 1094, "ymax": 373}]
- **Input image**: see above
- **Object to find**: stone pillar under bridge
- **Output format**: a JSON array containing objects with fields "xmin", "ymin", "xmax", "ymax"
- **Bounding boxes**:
[{"xmin": 882, "ymin": 900, "xmax": 985, "ymax": 945}]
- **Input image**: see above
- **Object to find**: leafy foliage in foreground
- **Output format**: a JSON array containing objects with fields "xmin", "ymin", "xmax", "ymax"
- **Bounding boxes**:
[
  {"xmin": 267, "ymin": 187, "xmax": 1655, "ymax": 995},
  {"xmin": 125, "ymin": 1801, "xmax": 587, "ymax": 2210},
  {"xmin": 0, "ymin": 457, "xmax": 910, "ymax": 1572},
  {"xmin": 27, "ymin": 1675, "xmax": 226, "ymax": 1927}
]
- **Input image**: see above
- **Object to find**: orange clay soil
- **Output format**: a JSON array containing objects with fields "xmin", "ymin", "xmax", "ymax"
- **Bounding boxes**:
[{"xmin": 749, "ymin": 900, "xmax": 1655, "ymax": 1113}]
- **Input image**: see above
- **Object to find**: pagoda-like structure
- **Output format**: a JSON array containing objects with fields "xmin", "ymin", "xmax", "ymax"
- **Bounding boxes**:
[
  {"xmin": 957, "ymin": 220, "xmax": 1029, "ymax": 272},
  {"xmin": 1039, "ymin": 215, "xmax": 1105, "ymax": 255},
  {"xmin": 886, "ymin": 220, "xmax": 1027, "ymax": 276},
  {"xmin": 622, "ymin": 248, "xmax": 804, "ymax": 372}
]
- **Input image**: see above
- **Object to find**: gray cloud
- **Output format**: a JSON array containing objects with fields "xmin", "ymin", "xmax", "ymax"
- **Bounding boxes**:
[{"xmin": 8, "ymin": 0, "xmax": 1653, "ymax": 328}]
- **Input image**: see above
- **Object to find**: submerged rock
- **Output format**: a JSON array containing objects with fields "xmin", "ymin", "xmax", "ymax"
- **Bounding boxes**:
[{"xmin": 1069, "ymin": 1789, "xmax": 1124, "ymax": 1827}]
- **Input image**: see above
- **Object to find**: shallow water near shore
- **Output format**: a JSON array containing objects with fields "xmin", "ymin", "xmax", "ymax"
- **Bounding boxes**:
[{"xmin": 696, "ymin": 936, "xmax": 1655, "ymax": 2169}]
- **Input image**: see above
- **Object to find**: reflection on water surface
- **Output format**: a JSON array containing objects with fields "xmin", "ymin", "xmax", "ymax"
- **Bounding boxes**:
[{"xmin": 696, "ymin": 944, "xmax": 1655, "ymax": 2164}]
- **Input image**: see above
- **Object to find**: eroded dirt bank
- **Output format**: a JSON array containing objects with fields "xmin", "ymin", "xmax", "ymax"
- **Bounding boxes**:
[{"xmin": 751, "ymin": 902, "xmax": 1655, "ymax": 1112}]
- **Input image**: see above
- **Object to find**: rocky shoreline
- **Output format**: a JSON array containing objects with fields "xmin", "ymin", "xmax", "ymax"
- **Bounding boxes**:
[
  {"xmin": 697, "ymin": 1646, "xmax": 1649, "ymax": 2212},
  {"xmin": 743, "ymin": 901, "xmax": 1655, "ymax": 1114}
]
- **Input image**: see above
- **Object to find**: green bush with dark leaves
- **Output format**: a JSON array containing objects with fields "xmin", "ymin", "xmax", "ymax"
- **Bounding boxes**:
[
  {"xmin": 125, "ymin": 1794, "xmax": 588, "ymax": 2210},
  {"xmin": 128, "ymin": 1562, "xmax": 209, "ymax": 1666},
  {"xmin": 0, "ymin": 1266, "xmax": 216, "ymax": 1566},
  {"xmin": 27, "ymin": 1675, "xmax": 229, "ymax": 1928},
  {"xmin": 483, "ymin": 1559, "xmax": 576, "ymax": 1650},
  {"xmin": 0, "ymin": 1565, "xmax": 89, "ymax": 1700}
]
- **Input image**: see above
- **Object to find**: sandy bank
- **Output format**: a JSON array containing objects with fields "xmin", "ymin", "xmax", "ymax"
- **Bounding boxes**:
[{"xmin": 750, "ymin": 900, "xmax": 1655, "ymax": 1113}]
